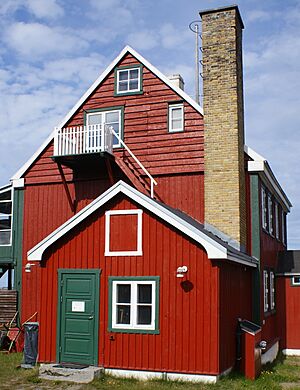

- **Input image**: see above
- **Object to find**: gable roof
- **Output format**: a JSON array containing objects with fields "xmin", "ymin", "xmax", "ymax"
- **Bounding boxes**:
[
  {"xmin": 277, "ymin": 250, "xmax": 300, "ymax": 275},
  {"xmin": 27, "ymin": 180, "xmax": 257, "ymax": 268},
  {"xmin": 245, "ymin": 145, "xmax": 292, "ymax": 211},
  {"xmin": 11, "ymin": 46, "xmax": 203, "ymax": 181}
]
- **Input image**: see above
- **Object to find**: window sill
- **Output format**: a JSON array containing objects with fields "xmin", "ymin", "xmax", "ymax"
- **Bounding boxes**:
[
  {"xmin": 108, "ymin": 328, "xmax": 159, "ymax": 334},
  {"xmin": 114, "ymin": 90, "xmax": 143, "ymax": 97}
]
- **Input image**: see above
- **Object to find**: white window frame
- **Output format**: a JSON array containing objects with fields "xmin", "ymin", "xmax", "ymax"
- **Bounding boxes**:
[
  {"xmin": 105, "ymin": 209, "xmax": 143, "ymax": 256},
  {"xmin": 270, "ymin": 271, "xmax": 275, "ymax": 310},
  {"xmin": 261, "ymin": 186, "xmax": 267, "ymax": 230},
  {"xmin": 268, "ymin": 194, "xmax": 273, "ymax": 235},
  {"xmin": 263, "ymin": 270, "xmax": 269, "ymax": 313},
  {"xmin": 111, "ymin": 279, "xmax": 157, "ymax": 331},
  {"xmin": 275, "ymin": 202, "xmax": 279, "ymax": 240},
  {"xmin": 168, "ymin": 104, "xmax": 184, "ymax": 133},
  {"xmin": 282, "ymin": 210, "xmax": 286, "ymax": 245},
  {"xmin": 116, "ymin": 67, "xmax": 141, "ymax": 94},
  {"xmin": 292, "ymin": 276, "xmax": 300, "ymax": 286},
  {"xmin": 0, "ymin": 187, "xmax": 13, "ymax": 247},
  {"xmin": 86, "ymin": 109, "xmax": 122, "ymax": 148}
]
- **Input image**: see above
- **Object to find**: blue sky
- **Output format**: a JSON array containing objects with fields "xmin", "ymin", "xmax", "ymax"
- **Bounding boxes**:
[{"xmin": 0, "ymin": 0, "xmax": 300, "ymax": 249}]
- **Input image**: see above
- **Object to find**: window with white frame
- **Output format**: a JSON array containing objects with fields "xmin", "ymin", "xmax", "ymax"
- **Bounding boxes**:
[
  {"xmin": 261, "ymin": 186, "xmax": 267, "ymax": 230},
  {"xmin": 86, "ymin": 108, "xmax": 122, "ymax": 147},
  {"xmin": 115, "ymin": 66, "xmax": 142, "ymax": 95},
  {"xmin": 0, "ymin": 188, "xmax": 12, "ymax": 246},
  {"xmin": 292, "ymin": 276, "xmax": 300, "ymax": 286},
  {"xmin": 105, "ymin": 209, "xmax": 143, "ymax": 256},
  {"xmin": 275, "ymin": 202, "xmax": 279, "ymax": 240},
  {"xmin": 263, "ymin": 270, "xmax": 269, "ymax": 313},
  {"xmin": 109, "ymin": 277, "xmax": 159, "ymax": 333},
  {"xmin": 270, "ymin": 271, "xmax": 275, "ymax": 310},
  {"xmin": 282, "ymin": 210, "xmax": 286, "ymax": 245},
  {"xmin": 268, "ymin": 194, "xmax": 273, "ymax": 235},
  {"xmin": 168, "ymin": 104, "xmax": 184, "ymax": 133}
]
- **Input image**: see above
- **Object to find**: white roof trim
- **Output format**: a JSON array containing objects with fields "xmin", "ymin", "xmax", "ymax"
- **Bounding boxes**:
[
  {"xmin": 244, "ymin": 145, "xmax": 292, "ymax": 211},
  {"xmin": 12, "ymin": 46, "xmax": 203, "ymax": 181},
  {"xmin": 28, "ymin": 181, "xmax": 229, "ymax": 262}
]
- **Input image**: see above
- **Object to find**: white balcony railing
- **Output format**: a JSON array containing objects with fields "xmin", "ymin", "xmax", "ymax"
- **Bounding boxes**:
[
  {"xmin": 54, "ymin": 124, "xmax": 113, "ymax": 156},
  {"xmin": 53, "ymin": 125, "xmax": 157, "ymax": 198}
]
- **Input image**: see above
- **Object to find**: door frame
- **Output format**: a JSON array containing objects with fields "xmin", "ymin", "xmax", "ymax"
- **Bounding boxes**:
[{"xmin": 56, "ymin": 269, "xmax": 101, "ymax": 365}]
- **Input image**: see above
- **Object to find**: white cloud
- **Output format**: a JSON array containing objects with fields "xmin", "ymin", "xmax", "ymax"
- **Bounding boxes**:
[
  {"xmin": 246, "ymin": 10, "xmax": 272, "ymax": 23},
  {"xmin": 127, "ymin": 30, "xmax": 158, "ymax": 50},
  {"xmin": 26, "ymin": 0, "xmax": 64, "ymax": 19},
  {"xmin": 160, "ymin": 23, "xmax": 191, "ymax": 49},
  {"xmin": 5, "ymin": 22, "xmax": 89, "ymax": 58}
]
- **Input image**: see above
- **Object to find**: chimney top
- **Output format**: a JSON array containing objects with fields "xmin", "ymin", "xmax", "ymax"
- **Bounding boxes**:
[
  {"xmin": 168, "ymin": 74, "xmax": 185, "ymax": 90},
  {"xmin": 199, "ymin": 4, "xmax": 244, "ymax": 29}
]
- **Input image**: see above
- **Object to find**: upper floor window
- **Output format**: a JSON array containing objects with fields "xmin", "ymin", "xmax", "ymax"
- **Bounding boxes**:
[
  {"xmin": 270, "ymin": 271, "xmax": 275, "ymax": 310},
  {"xmin": 263, "ymin": 270, "xmax": 269, "ymax": 313},
  {"xmin": 0, "ymin": 188, "xmax": 12, "ymax": 246},
  {"xmin": 268, "ymin": 194, "xmax": 273, "ymax": 235},
  {"xmin": 275, "ymin": 202, "xmax": 279, "ymax": 240},
  {"xmin": 115, "ymin": 65, "xmax": 143, "ymax": 95},
  {"xmin": 261, "ymin": 186, "xmax": 267, "ymax": 230},
  {"xmin": 86, "ymin": 108, "xmax": 123, "ymax": 148},
  {"xmin": 168, "ymin": 103, "xmax": 184, "ymax": 133}
]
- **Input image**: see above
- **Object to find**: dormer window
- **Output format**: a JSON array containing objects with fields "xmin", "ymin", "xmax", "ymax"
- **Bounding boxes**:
[
  {"xmin": 0, "ymin": 188, "xmax": 12, "ymax": 245},
  {"xmin": 115, "ymin": 65, "xmax": 143, "ymax": 95},
  {"xmin": 168, "ymin": 103, "xmax": 184, "ymax": 132}
]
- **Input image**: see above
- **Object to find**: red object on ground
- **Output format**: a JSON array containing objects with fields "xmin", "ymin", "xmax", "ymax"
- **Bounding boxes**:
[{"xmin": 7, "ymin": 327, "xmax": 24, "ymax": 353}]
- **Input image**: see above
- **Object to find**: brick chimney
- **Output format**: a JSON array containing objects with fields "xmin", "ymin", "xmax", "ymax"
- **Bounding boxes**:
[{"xmin": 200, "ymin": 5, "xmax": 247, "ymax": 250}]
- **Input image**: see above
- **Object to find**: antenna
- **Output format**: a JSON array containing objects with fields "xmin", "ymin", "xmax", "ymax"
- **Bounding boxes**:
[{"xmin": 189, "ymin": 20, "xmax": 202, "ymax": 104}]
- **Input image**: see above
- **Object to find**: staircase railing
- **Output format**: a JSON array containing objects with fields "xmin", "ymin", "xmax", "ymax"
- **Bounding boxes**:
[{"xmin": 110, "ymin": 128, "xmax": 157, "ymax": 198}]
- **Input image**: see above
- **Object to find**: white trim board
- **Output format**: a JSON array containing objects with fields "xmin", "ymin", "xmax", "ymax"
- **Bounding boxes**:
[
  {"xmin": 11, "ymin": 46, "xmax": 203, "ymax": 181},
  {"xmin": 105, "ymin": 209, "xmax": 143, "ymax": 256},
  {"xmin": 282, "ymin": 349, "xmax": 300, "ymax": 356},
  {"xmin": 27, "ymin": 181, "xmax": 256, "ymax": 267},
  {"xmin": 245, "ymin": 145, "xmax": 292, "ymax": 211}
]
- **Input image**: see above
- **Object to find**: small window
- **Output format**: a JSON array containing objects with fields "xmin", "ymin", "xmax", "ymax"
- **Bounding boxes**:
[
  {"xmin": 292, "ymin": 276, "xmax": 300, "ymax": 286},
  {"xmin": 0, "ymin": 188, "xmax": 13, "ymax": 246},
  {"xmin": 105, "ymin": 209, "xmax": 143, "ymax": 256},
  {"xmin": 108, "ymin": 277, "xmax": 160, "ymax": 333},
  {"xmin": 261, "ymin": 186, "xmax": 267, "ymax": 230},
  {"xmin": 168, "ymin": 104, "xmax": 184, "ymax": 133},
  {"xmin": 115, "ymin": 66, "xmax": 142, "ymax": 95},
  {"xmin": 268, "ymin": 194, "xmax": 273, "ymax": 235},
  {"xmin": 275, "ymin": 202, "xmax": 279, "ymax": 240},
  {"xmin": 263, "ymin": 270, "xmax": 269, "ymax": 313},
  {"xmin": 270, "ymin": 271, "xmax": 275, "ymax": 310}
]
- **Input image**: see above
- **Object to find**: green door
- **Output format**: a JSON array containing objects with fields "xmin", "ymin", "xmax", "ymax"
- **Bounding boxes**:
[{"xmin": 57, "ymin": 270, "xmax": 100, "ymax": 366}]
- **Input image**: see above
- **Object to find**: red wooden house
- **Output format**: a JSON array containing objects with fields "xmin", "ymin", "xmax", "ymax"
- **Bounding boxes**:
[{"xmin": 0, "ymin": 5, "xmax": 294, "ymax": 383}]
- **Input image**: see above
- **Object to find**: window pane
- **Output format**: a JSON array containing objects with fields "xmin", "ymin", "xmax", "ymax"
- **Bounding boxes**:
[
  {"xmin": 118, "ymin": 81, "xmax": 128, "ymax": 91},
  {"xmin": 137, "ymin": 306, "xmax": 151, "ymax": 325},
  {"xmin": 0, "ymin": 191, "xmax": 11, "ymax": 201},
  {"xmin": 172, "ymin": 119, "xmax": 182, "ymax": 130},
  {"xmin": 117, "ymin": 284, "xmax": 131, "ymax": 303},
  {"xmin": 0, "ymin": 202, "xmax": 12, "ymax": 215},
  {"xmin": 117, "ymin": 305, "xmax": 130, "ymax": 324},
  {"xmin": 129, "ymin": 69, "xmax": 139, "ymax": 79},
  {"xmin": 129, "ymin": 80, "xmax": 138, "ymax": 90},
  {"xmin": 87, "ymin": 114, "xmax": 102, "ymax": 125},
  {"xmin": 0, "ymin": 231, "xmax": 11, "ymax": 245},
  {"xmin": 294, "ymin": 277, "xmax": 300, "ymax": 284},
  {"xmin": 0, "ymin": 215, "xmax": 11, "ymax": 230},
  {"xmin": 138, "ymin": 284, "xmax": 152, "ymax": 303},
  {"xmin": 106, "ymin": 111, "xmax": 119, "ymax": 123},
  {"xmin": 172, "ymin": 108, "xmax": 182, "ymax": 120},
  {"xmin": 119, "ymin": 70, "xmax": 128, "ymax": 81}
]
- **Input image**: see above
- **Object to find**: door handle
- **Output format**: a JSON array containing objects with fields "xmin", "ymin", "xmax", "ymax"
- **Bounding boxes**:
[{"xmin": 89, "ymin": 316, "xmax": 94, "ymax": 320}]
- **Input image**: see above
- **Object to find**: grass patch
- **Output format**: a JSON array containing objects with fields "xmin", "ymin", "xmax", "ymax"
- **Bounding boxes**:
[{"xmin": 0, "ymin": 352, "xmax": 300, "ymax": 389}]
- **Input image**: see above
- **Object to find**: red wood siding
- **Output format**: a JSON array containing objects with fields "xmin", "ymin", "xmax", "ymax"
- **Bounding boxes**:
[
  {"xmin": 31, "ymin": 196, "xmax": 220, "ymax": 375},
  {"xmin": 276, "ymin": 277, "xmax": 300, "ymax": 350},
  {"xmin": 218, "ymin": 260, "xmax": 253, "ymax": 372}
]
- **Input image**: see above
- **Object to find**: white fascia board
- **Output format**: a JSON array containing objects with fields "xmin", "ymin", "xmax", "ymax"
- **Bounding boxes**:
[
  {"xmin": 11, "ymin": 131, "xmax": 54, "ymax": 180},
  {"xmin": 11, "ymin": 178, "xmax": 24, "ymax": 189},
  {"xmin": 246, "ymin": 147, "xmax": 291, "ymax": 211},
  {"xmin": 282, "ymin": 349, "xmax": 300, "ymax": 356},
  {"xmin": 28, "ymin": 180, "xmax": 227, "ymax": 261},
  {"xmin": 227, "ymin": 254, "xmax": 257, "ymax": 268},
  {"xmin": 0, "ymin": 183, "xmax": 12, "ymax": 193}
]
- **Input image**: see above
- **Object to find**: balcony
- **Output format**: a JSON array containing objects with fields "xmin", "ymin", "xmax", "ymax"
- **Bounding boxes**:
[{"xmin": 54, "ymin": 124, "xmax": 114, "ymax": 157}]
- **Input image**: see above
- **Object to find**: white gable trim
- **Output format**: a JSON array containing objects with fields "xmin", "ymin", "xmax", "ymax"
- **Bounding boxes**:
[
  {"xmin": 11, "ymin": 46, "xmax": 203, "ymax": 181},
  {"xmin": 27, "ymin": 181, "xmax": 229, "ymax": 261},
  {"xmin": 245, "ymin": 145, "xmax": 292, "ymax": 211}
]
